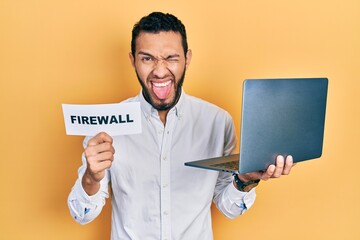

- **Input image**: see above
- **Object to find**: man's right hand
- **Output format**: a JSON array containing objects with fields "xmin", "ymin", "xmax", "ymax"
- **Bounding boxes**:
[{"xmin": 82, "ymin": 132, "xmax": 115, "ymax": 195}]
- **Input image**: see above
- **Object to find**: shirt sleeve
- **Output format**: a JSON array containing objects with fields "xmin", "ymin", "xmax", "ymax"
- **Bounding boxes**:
[
  {"xmin": 67, "ymin": 137, "xmax": 110, "ymax": 225},
  {"xmin": 213, "ymin": 172, "xmax": 256, "ymax": 219},
  {"xmin": 212, "ymin": 113, "xmax": 257, "ymax": 219}
]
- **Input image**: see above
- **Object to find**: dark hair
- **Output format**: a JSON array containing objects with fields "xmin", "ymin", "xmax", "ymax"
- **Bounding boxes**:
[{"xmin": 131, "ymin": 12, "xmax": 188, "ymax": 57}]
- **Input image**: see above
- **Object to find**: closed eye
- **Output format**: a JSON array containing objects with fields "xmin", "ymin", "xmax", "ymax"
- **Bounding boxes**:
[{"xmin": 166, "ymin": 55, "xmax": 180, "ymax": 62}]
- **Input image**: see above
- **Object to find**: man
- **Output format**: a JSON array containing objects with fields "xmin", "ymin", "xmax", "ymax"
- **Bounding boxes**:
[{"xmin": 68, "ymin": 12, "xmax": 294, "ymax": 240}]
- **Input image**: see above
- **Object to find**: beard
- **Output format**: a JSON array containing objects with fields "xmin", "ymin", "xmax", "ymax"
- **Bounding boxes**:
[{"xmin": 136, "ymin": 68, "xmax": 186, "ymax": 111}]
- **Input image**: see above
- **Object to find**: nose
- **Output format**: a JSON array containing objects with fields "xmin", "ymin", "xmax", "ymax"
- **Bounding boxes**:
[{"xmin": 152, "ymin": 59, "xmax": 169, "ymax": 78}]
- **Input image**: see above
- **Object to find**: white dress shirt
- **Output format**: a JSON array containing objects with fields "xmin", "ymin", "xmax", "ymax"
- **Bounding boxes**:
[{"xmin": 68, "ymin": 91, "xmax": 256, "ymax": 240}]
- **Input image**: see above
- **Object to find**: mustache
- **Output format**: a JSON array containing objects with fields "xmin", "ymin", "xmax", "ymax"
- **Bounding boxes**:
[{"xmin": 147, "ymin": 73, "xmax": 175, "ymax": 82}]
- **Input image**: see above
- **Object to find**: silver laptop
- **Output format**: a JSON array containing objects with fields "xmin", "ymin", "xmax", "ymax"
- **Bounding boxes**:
[{"xmin": 185, "ymin": 78, "xmax": 328, "ymax": 174}]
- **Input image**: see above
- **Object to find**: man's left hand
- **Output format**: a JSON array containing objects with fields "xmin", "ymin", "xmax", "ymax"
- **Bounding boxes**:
[{"xmin": 237, "ymin": 155, "xmax": 295, "ymax": 183}]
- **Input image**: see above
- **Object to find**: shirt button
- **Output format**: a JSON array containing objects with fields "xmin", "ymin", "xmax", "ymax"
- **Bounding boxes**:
[
  {"xmin": 163, "ymin": 211, "xmax": 169, "ymax": 215},
  {"xmin": 162, "ymin": 156, "xmax": 167, "ymax": 161},
  {"xmin": 162, "ymin": 184, "xmax": 168, "ymax": 188}
]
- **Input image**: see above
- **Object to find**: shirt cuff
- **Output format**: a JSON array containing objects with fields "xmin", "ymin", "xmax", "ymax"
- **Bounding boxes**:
[
  {"xmin": 227, "ymin": 182, "xmax": 257, "ymax": 210},
  {"xmin": 71, "ymin": 178, "xmax": 104, "ymax": 204}
]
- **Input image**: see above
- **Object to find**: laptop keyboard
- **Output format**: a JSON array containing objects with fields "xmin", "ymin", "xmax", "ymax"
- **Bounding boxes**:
[{"xmin": 210, "ymin": 160, "xmax": 238, "ymax": 170}]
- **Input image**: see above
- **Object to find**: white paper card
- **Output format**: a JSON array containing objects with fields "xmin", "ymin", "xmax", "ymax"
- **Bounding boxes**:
[{"xmin": 62, "ymin": 102, "xmax": 142, "ymax": 136}]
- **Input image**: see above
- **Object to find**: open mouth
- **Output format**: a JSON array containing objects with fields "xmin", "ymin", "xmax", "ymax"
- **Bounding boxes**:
[{"xmin": 152, "ymin": 80, "xmax": 172, "ymax": 100}]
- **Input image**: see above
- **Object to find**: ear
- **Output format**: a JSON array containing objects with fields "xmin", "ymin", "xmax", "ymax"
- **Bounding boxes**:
[
  {"xmin": 129, "ymin": 52, "xmax": 135, "ymax": 69},
  {"xmin": 185, "ymin": 49, "xmax": 192, "ymax": 70}
]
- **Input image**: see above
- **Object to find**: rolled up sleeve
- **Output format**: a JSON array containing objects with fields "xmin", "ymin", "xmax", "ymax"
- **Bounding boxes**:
[
  {"xmin": 67, "ymin": 138, "xmax": 110, "ymax": 224},
  {"xmin": 213, "ymin": 172, "xmax": 256, "ymax": 219}
]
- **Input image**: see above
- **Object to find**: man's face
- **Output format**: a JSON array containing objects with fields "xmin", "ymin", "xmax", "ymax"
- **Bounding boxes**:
[{"xmin": 129, "ymin": 31, "xmax": 192, "ymax": 111}]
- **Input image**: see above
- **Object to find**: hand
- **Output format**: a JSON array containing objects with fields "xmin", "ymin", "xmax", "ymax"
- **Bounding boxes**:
[
  {"xmin": 238, "ymin": 155, "xmax": 295, "ymax": 183},
  {"xmin": 82, "ymin": 132, "xmax": 115, "ymax": 195}
]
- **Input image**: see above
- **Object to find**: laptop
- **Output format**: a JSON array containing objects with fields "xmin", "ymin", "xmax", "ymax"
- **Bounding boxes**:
[{"xmin": 185, "ymin": 78, "xmax": 328, "ymax": 174}]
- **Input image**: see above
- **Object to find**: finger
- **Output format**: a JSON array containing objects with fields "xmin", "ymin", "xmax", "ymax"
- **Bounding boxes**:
[
  {"xmin": 93, "ymin": 142, "xmax": 115, "ymax": 154},
  {"xmin": 85, "ymin": 142, "xmax": 115, "ymax": 158},
  {"xmin": 261, "ymin": 164, "xmax": 275, "ymax": 181},
  {"xmin": 87, "ymin": 159, "xmax": 113, "ymax": 177},
  {"xmin": 282, "ymin": 155, "xmax": 294, "ymax": 175},
  {"xmin": 88, "ymin": 132, "xmax": 113, "ymax": 146},
  {"xmin": 272, "ymin": 155, "xmax": 285, "ymax": 178},
  {"xmin": 88, "ymin": 151, "xmax": 114, "ymax": 163}
]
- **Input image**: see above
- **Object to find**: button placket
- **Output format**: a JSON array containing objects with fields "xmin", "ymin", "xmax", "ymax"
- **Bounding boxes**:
[
  {"xmin": 160, "ymin": 126, "xmax": 171, "ymax": 240},
  {"xmin": 159, "ymin": 111, "xmax": 177, "ymax": 240}
]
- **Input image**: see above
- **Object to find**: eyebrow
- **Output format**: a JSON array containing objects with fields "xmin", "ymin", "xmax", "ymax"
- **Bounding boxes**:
[
  {"xmin": 138, "ymin": 51, "xmax": 154, "ymax": 57},
  {"xmin": 137, "ymin": 51, "xmax": 180, "ymax": 59}
]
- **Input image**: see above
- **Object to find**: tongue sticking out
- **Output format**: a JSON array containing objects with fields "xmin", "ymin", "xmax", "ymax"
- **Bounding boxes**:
[{"xmin": 153, "ymin": 82, "xmax": 172, "ymax": 100}]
